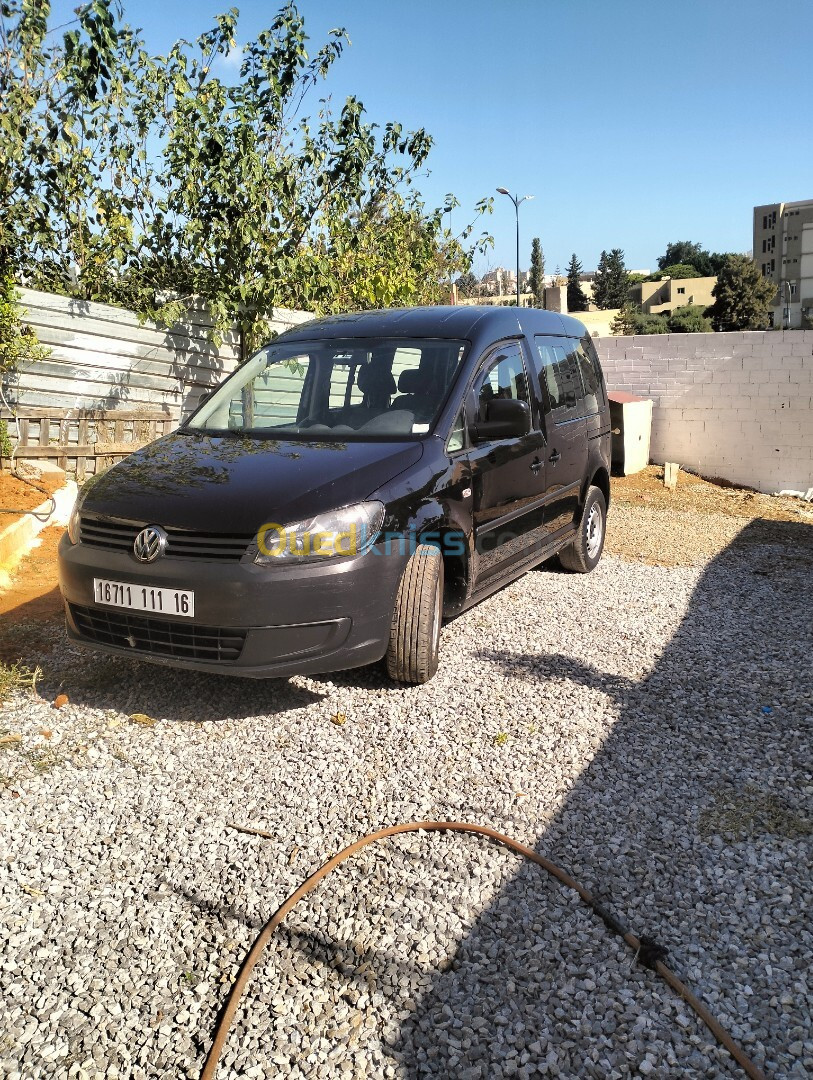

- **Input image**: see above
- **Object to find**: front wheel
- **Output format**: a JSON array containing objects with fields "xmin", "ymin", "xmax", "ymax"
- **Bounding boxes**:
[
  {"xmin": 559, "ymin": 486, "xmax": 606, "ymax": 573},
  {"xmin": 386, "ymin": 544, "xmax": 444, "ymax": 684}
]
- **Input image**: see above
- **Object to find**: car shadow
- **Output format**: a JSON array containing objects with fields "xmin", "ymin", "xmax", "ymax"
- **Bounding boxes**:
[
  {"xmin": 1, "ymin": 604, "xmax": 324, "ymax": 720},
  {"xmin": 1, "ymin": 591, "xmax": 327, "ymax": 720},
  {"xmin": 0, "ymin": 586, "xmax": 66, "ymax": 663},
  {"xmin": 385, "ymin": 518, "xmax": 813, "ymax": 1077},
  {"xmin": 53, "ymin": 655, "xmax": 327, "ymax": 721}
]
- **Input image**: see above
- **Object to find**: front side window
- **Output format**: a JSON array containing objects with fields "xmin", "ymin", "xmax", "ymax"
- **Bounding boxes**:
[
  {"xmin": 447, "ymin": 408, "xmax": 465, "ymax": 453},
  {"xmin": 186, "ymin": 337, "xmax": 467, "ymax": 440},
  {"xmin": 475, "ymin": 345, "xmax": 529, "ymax": 423}
]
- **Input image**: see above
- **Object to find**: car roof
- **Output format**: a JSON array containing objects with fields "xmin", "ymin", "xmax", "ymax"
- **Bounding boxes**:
[{"xmin": 273, "ymin": 306, "xmax": 588, "ymax": 344}]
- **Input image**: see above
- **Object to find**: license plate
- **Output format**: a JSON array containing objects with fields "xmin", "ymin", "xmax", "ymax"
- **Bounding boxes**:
[{"xmin": 93, "ymin": 578, "xmax": 195, "ymax": 617}]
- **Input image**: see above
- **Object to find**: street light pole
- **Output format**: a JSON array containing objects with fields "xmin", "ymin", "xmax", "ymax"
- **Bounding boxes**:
[{"xmin": 497, "ymin": 188, "xmax": 534, "ymax": 307}]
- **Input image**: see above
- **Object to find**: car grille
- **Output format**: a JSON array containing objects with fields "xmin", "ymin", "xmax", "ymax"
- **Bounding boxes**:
[
  {"xmin": 80, "ymin": 515, "xmax": 254, "ymax": 561},
  {"xmin": 70, "ymin": 604, "xmax": 247, "ymax": 663}
]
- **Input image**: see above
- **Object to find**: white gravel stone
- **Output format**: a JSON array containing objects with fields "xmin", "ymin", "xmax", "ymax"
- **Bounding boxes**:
[{"xmin": 1, "ymin": 527, "xmax": 811, "ymax": 1079}]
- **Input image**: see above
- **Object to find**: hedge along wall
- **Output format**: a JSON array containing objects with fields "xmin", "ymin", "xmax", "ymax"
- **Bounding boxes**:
[
  {"xmin": 595, "ymin": 329, "xmax": 813, "ymax": 495},
  {"xmin": 6, "ymin": 287, "xmax": 312, "ymax": 421}
]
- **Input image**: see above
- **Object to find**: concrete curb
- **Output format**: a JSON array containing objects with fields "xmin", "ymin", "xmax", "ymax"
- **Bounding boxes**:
[{"xmin": 0, "ymin": 481, "xmax": 77, "ymax": 588}]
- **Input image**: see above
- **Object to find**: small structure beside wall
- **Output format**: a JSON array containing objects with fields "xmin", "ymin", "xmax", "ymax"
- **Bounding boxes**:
[{"xmin": 594, "ymin": 329, "xmax": 813, "ymax": 494}]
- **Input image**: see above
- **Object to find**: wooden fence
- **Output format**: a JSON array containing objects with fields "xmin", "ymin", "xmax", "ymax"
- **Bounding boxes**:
[{"xmin": 3, "ymin": 408, "xmax": 175, "ymax": 480}]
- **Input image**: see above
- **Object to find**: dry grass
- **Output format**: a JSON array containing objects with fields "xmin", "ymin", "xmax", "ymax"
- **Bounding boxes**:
[
  {"xmin": 699, "ymin": 785, "xmax": 812, "ymax": 842},
  {"xmin": 0, "ymin": 659, "xmax": 40, "ymax": 702}
]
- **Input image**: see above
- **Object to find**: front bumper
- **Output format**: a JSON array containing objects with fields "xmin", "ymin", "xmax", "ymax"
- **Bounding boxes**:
[{"xmin": 58, "ymin": 533, "xmax": 408, "ymax": 678}]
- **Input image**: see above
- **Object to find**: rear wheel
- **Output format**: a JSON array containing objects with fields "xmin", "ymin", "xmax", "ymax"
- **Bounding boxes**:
[
  {"xmin": 386, "ymin": 544, "xmax": 444, "ymax": 684},
  {"xmin": 559, "ymin": 486, "xmax": 606, "ymax": 573}
]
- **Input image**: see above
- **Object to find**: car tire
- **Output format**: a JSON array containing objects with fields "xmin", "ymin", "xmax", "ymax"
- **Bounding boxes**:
[
  {"xmin": 558, "ymin": 486, "xmax": 606, "ymax": 573},
  {"xmin": 386, "ymin": 543, "xmax": 444, "ymax": 684}
]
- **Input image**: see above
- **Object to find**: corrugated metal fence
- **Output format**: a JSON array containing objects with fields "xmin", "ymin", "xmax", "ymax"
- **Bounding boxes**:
[{"xmin": 1, "ymin": 288, "xmax": 311, "ymax": 475}]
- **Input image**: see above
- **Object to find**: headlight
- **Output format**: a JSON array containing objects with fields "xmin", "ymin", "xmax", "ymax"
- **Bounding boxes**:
[
  {"xmin": 67, "ymin": 499, "xmax": 81, "ymax": 544},
  {"xmin": 255, "ymin": 501, "xmax": 385, "ymax": 564},
  {"xmin": 66, "ymin": 467, "xmax": 111, "ymax": 545}
]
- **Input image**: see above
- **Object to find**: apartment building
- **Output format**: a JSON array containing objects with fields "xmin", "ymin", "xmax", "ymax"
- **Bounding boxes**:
[
  {"xmin": 753, "ymin": 198, "xmax": 813, "ymax": 328},
  {"xmin": 629, "ymin": 275, "xmax": 717, "ymax": 315}
]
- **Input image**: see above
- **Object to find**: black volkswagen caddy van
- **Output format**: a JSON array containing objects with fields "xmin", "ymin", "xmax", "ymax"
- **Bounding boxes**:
[{"xmin": 59, "ymin": 307, "xmax": 611, "ymax": 684}]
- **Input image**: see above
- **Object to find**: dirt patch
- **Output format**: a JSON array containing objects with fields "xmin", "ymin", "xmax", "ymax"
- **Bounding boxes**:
[
  {"xmin": 0, "ymin": 471, "xmax": 61, "ymax": 519},
  {"xmin": 607, "ymin": 466, "xmax": 813, "ymax": 566},
  {"xmin": 611, "ymin": 465, "xmax": 810, "ymax": 522},
  {"xmin": 0, "ymin": 526, "xmax": 65, "ymax": 662}
]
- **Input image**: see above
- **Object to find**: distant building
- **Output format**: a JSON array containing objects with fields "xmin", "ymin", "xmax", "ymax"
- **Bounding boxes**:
[
  {"xmin": 480, "ymin": 267, "xmax": 512, "ymax": 296},
  {"xmin": 753, "ymin": 199, "xmax": 813, "ymax": 328},
  {"xmin": 629, "ymin": 276, "xmax": 717, "ymax": 316}
]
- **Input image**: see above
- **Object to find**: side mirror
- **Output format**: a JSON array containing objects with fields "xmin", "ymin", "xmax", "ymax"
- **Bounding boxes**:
[{"xmin": 472, "ymin": 398, "xmax": 531, "ymax": 442}]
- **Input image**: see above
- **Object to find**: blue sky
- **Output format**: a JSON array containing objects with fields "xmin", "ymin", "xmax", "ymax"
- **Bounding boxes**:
[{"xmin": 50, "ymin": 0, "xmax": 813, "ymax": 276}]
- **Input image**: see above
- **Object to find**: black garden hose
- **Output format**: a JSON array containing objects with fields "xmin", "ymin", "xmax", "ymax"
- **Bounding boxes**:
[
  {"xmin": 0, "ymin": 472, "xmax": 56, "ymax": 518},
  {"xmin": 201, "ymin": 821, "xmax": 767, "ymax": 1080}
]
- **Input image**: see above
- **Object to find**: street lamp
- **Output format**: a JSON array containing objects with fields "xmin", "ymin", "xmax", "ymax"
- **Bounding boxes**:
[
  {"xmin": 497, "ymin": 187, "xmax": 534, "ymax": 307},
  {"xmin": 781, "ymin": 279, "xmax": 792, "ymax": 330}
]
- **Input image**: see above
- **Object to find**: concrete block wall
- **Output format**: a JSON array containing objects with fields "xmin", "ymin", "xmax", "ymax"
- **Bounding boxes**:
[{"xmin": 594, "ymin": 330, "xmax": 813, "ymax": 494}]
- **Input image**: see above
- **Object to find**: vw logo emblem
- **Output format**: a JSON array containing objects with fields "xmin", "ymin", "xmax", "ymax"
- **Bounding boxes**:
[{"xmin": 133, "ymin": 525, "xmax": 168, "ymax": 563}]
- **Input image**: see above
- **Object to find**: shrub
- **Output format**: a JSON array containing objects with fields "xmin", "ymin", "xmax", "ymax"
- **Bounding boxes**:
[{"xmin": 667, "ymin": 305, "xmax": 713, "ymax": 333}]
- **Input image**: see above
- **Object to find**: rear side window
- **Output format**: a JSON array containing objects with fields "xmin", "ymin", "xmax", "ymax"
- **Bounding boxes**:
[
  {"xmin": 573, "ymin": 343, "xmax": 601, "ymax": 415},
  {"xmin": 577, "ymin": 335, "xmax": 605, "ymax": 413},
  {"xmin": 531, "ymin": 339, "xmax": 583, "ymax": 422}
]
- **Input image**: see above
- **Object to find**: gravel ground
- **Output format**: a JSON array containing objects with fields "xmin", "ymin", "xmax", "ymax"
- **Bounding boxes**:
[{"xmin": 1, "ymin": 513, "xmax": 812, "ymax": 1079}]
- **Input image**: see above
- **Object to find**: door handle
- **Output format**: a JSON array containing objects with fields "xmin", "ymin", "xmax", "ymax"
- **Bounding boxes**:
[
  {"xmin": 530, "ymin": 458, "xmax": 542, "ymax": 474},
  {"xmin": 549, "ymin": 449, "xmax": 561, "ymax": 464}
]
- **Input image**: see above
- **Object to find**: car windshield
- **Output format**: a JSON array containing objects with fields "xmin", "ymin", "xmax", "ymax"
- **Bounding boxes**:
[{"xmin": 186, "ymin": 336, "xmax": 468, "ymax": 440}]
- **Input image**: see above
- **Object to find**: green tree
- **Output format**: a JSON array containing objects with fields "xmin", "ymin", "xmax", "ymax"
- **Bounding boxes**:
[
  {"xmin": 0, "ymin": 0, "xmax": 127, "ymax": 279},
  {"xmin": 610, "ymin": 304, "xmax": 669, "ymax": 336},
  {"xmin": 610, "ymin": 304, "xmax": 638, "ymax": 336},
  {"xmin": 565, "ymin": 253, "xmax": 589, "ymax": 312},
  {"xmin": 0, "ymin": 269, "xmax": 49, "ymax": 379},
  {"xmin": 657, "ymin": 241, "xmax": 713, "ymax": 276},
  {"xmin": 633, "ymin": 312, "xmax": 669, "ymax": 334},
  {"xmin": 592, "ymin": 248, "xmax": 629, "ymax": 309},
  {"xmin": 706, "ymin": 255, "xmax": 776, "ymax": 331},
  {"xmin": 0, "ymin": 269, "xmax": 50, "ymax": 461},
  {"xmin": 667, "ymin": 305, "xmax": 713, "ymax": 333},
  {"xmin": 0, "ymin": 1, "xmax": 493, "ymax": 350},
  {"xmin": 307, "ymin": 191, "xmax": 488, "ymax": 313},
  {"xmin": 454, "ymin": 272, "xmax": 480, "ymax": 299},
  {"xmin": 656, "ymin": 242, "xmax": 739, "ymax": 279},
  {"xmin": 528, "ymin": 237, "xmax": 545, "ymax": 307},
  {"xmin": 707, "ymin": 252, "xmax": 734, "ymax": 276},
  {"xmin": 659, "ymin": 263, "xmax": 701, "ymax": 279}
]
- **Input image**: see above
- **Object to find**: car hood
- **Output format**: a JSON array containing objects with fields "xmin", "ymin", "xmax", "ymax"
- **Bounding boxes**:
[{"xmin": 80, "ymin": 431, "xmax": 424, "ymax": 532}]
